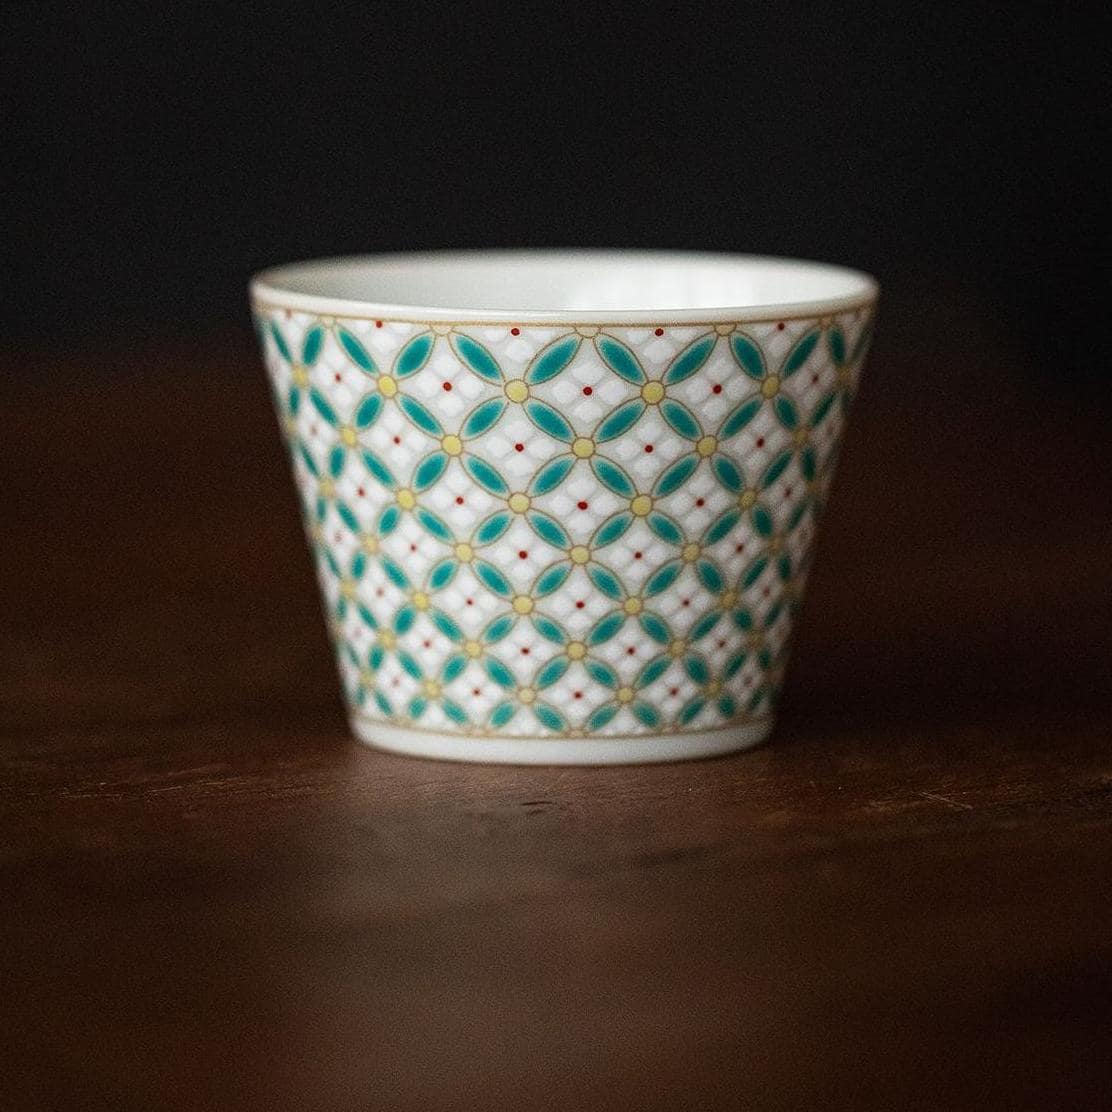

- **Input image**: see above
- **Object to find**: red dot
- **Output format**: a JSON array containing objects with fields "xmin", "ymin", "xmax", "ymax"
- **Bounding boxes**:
[
  {"xmin": 511, "ymin": 327, "xmax": 520, "ymax": 336},
  {"xmin": 309, "ymin": 424, "xmax": 317, "ymax": 435},
  {"xmin": 777, "ymin": 322, "xmax": 785, "ymax": 331},
  {"xmin": 466, "ymin": 598, "xmax": 474, "ymax": 606},
  {"xmin": 376, "ymin": 588, "xmax": 384, "ymax": 597},
  {"xmin": 521, "ymin": 647, "xmax": 530, "ymax": 655},
  {"xmin": 634, "ymin": 551, "xmax": 642, "ymax": 560},
  {"xmin": 670, "ymin": 687, "xmax": 679, "ymax": 696},
  {"xmin": 376, "ymin": 320, "xmax": 383, "ymax": 328},
  {"xmin": 644, "ymin": 444, "xmax": 654, "ymax": 453},
  {"xmin": 744, "ymin": 676, "xmax": 753, "ymax": 688},
  {"xmin": 392, "ymin": 677, "xmax": 399, "ymax": 686},
  {"xmin": 410, "ymin": 543, "xmax": 417, "ymax": 552},
  {"xmin": 735, "ymin": 543, "xmax": 745, "ymax": 553},
  {"xmin": 784, "ymin": 487, "xmax": 792, "ymax": 499},
  {"xmin": 577, "ymin": 500, "xmax": 588, "ymax": 510},
  {"xmin": 334, "ymin": 531, "xmax": 342, "ymax": 542},
  {"xmin": 756, "ymin": 437, "xmax": 765, "ymax": 448},
  {"xmin": 763, "ymin": 586, "xmax": 771, "ymax": 597},
  {"xmin": 654, "ymin": 328, "xmax": 664, "ymax": 336},
  {"xmin": 712, "ymin": 384, "xmax": 722, "ymax": 394},
  {"xmin": 456, "ymin": 495, "xmax": 464, "ymax": 505},
  {"xmin": 393, "ymin": 435, "xmax": 401, "ymax": 444},
  {"xmin": 423, "ymin": 640, "xmax": 431, "ymax": 649},
  {"xmin": 357, "ymin": 487, "xmax": 365, "ymax": 497},
  {"xmin": 576, "ymin": 600, "xmax": 585, "ymax": 609},
  {"xmin": 334, "ymin": 372, "xmax": 342, "ymax": 382},
  {"xmin": 812, "ymin": 373, "xmax": 819, "ymax": 384},
  {"xmin": 514, "ymin": 443, "xmax": 524, "ymax": 452},
  {"xmin": 717, "ymin": 639, "xmax": 726, "ymax": 648},
  {"xmin": 472, "ymin": 687, "xmax": 481, "ymax": 696},
  {"xmin": 582, "ymin": 386, "xmax": 593, "ymax": 396},
  {"xmin": 696, "ymin": 498, "xmax": 705, "ymax": 507},
  {"xmin": 626, "ymin": 646, "xmax": 636, "ymax": 655},
  {"xmin": 682, "ymin": 598, "xmax": 690, "ymax": 607},
  {"xmin": 574, "ymin": 691, "xmax": 583, "ymax": 699},
  {"xmin": 518, "ymin": 550, "xmax": 528, "ymax": 559}
]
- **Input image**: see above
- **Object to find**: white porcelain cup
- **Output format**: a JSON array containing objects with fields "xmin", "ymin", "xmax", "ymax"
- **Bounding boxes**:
[{"xmin": 250, "ymin": 251, "xmax": 877, "ymax": 764}]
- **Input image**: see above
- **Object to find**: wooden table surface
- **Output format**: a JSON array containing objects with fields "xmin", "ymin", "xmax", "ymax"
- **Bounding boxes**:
[{"xmin": 2, "ymin": 334, "xmax": 1110, "ymax": 1111}]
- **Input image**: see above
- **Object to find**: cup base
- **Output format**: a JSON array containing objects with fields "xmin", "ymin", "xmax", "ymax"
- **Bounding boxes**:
[{"xmin": 350, "ymin": 717, "xmax": 774, "ymax": 766}]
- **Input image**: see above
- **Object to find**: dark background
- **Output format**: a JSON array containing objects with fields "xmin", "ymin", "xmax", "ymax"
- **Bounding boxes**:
[{"xmin": 4, "ymin": 0, "xmax": 1106, "ymax": 392}]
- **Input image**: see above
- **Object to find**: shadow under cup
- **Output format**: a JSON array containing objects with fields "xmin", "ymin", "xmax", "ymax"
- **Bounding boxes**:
[{"xmin": 250, "ymin": 251, "xmax": 877, "ymax": 764}]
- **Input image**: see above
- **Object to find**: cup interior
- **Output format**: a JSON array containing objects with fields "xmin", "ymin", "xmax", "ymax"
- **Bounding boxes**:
[{"xmin": 251, "ymin": 250, "xmax": 877, "ymax": 322}]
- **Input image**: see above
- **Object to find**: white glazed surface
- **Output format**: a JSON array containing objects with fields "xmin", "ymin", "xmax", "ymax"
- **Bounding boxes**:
[{"xmin": 252, "ymin": 251, "xmax": 876, "ymax": 764}]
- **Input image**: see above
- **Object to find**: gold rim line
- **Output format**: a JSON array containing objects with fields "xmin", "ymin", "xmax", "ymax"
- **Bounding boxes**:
[
  {"xmin": 250, "ymin": 298, "xmax": 877, "ymax": 329},
  {"xmin": 351, "ymin": 710, "xmax": 774, "ymax": 743}
]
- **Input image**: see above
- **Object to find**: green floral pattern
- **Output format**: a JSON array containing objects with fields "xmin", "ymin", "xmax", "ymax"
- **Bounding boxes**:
[{"xmin": 254, "ymin": 308, "xmax": 872, "ymax": 740}]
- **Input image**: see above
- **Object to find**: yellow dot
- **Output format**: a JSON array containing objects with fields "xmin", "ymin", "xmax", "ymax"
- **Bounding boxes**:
[
  {"xmin": 512, "ymin": 595, "xmax": 534, "ymax": 615},
  {"xmin": 359, "ymin": 668, "xmax": 374, "ymax": 687},
  {"xmin": 761, "ymin": 375, "xmax": 780, "ymax": 399},
  {"xmin": 641, "ymin": 381, "xmax": 665, "ymax": 404},
  {"xmin": 720, "ymin": 589, "xmax": 738, "ymax": 610},
  {"xmin": 623, "ymin": 596, "xmax": 643, "ymax": 616},
  {"xmin": 739, "ymin": 489, "xmax": 757, "ymax": 510},
  {"xmin": 396, "ymin": 488, "xmax": 416, "ymax": 510},
  {"xmin": 572, "ymin": 437, "xmax": 595, "ymax": 459},
  {"xmin": 283, "ymin": 415, "xmax": 298, "ymax": 437},
  {"xmin": 340, "ymin": 425, "xmax": 358, "ymax": 447},
  {"xmin": 291, "ymin": 363, "xmax": 309, "ymax": 387},
  {"xmin": 682, "ymin": 542, "xmax": 701, "ymax": 563},
  {"xmin": 669, "ymin": 638, "xmax": 687, "ymax": 658},
  {"xmin": 454, "ymin": 541, "xmax": 474, "ymax": 562},
  {"xmin": 378, "ymin": 630, "xmax": 396, "ymax": 649},
  {"xmin": 630, "ymin": 494, "xmax": 653, "ymax": 517},
  {"xmin": 441, "ymin": 433, "xmax": 463, "ymax": 456},
  {"xmin": 464, "ymin": 639, "xmax": 483, "ymax": 658},
  {"xmin": 377, "ymin": 375, "xmax": 398, "ymax": 397},
  {"xmin": 566, "ymin": 641, "xmax": 587, "ymax": 661},
  {"xmin": 508, "ymin": 492, "xmax": 530, "ymax": 514},
  {"xmin": 576, "ymin": 325, "xmax": 600, "ymax": 337},
  {"xmin": 518, "ymin": 686, "xmax": 537, "ymax": 704},
  {"xmin": 431, "ymin": 324, "xmax": 453, "ymax": 336},
  {"xmin": 569, "ymin": 544, "xmax": 591, "ymax": 565},
  {"xmin": 767, "ymin": 535, "xmax": 784, "ymax": 555},
  {"xmin": 696, "ymin": 435, "xmax": 717, "ymax": 458},
  {"xmin": 704, "ymin": 679, "xmax": 722, "ymax": 697},
  {"xmin": 340, "ymin": 578, "xmax": 356, "ymax": 600},
  {"xmin": 714, "ymin": 322, "xmax": 735, "ymax": 336},
  {"xmin": 412, "ymin": 590, "xmax": 430, "ymax": 610},
  {"xmin": 318, "ymin": 478, "xmax": 335, "ymax": 500},
  {"xmin": 361, "ymin": 535, "xmax": 379, "ymax": 555},
  {"xmin": 422, "ymin": 679, "xmax": 441, "ymax": 699},
  {"xmin": 746, "ymin": 631, "xmax": 764, "ymax": 651},
  {"xmin": 792, "ymin": 427, "xmax": 809, "ymax": 449},
  {"xmin": 837, "ymin": 366, "xmax": 852, "ymax": 387},
  {"xmin": 616, "ymin": 686, "xmax": 635, "ymax": 704},
  {"xmin": 504, "ymin": 378, "xmax": 529, "ymax": 403}
]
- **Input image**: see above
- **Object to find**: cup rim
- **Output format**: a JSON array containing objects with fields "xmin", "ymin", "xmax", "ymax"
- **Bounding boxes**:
[{"xmin": 250, "ymin": 249, "xmax": 879, "ymax": 325}]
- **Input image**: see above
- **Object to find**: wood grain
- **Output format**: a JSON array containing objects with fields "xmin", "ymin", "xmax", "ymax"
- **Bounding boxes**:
[{"xmin": 2, "ymin": 333, "xmax": 1109, "ymax": 1111}]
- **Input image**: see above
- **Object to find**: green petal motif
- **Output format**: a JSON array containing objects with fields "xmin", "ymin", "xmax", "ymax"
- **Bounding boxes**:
[{"xmin": 256, "ymin": 303, "xmax": 873, "ymax": 740}]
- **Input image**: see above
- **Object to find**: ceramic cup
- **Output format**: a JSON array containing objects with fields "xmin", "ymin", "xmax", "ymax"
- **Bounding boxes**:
[{"xmin": 250, "ymin": 251, "xmax": 877, "ymax": 764}]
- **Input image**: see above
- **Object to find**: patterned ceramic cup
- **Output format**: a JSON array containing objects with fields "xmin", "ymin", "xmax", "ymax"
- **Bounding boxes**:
[{"xmin": 250, "ymin": 251, "xmax": 877, "ymax": 764}]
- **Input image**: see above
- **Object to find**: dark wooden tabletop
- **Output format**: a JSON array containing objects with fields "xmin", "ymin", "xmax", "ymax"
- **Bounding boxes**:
[{"xmin": 2, "ymin": 333, "xmax": 1110, "ymax": 1111}]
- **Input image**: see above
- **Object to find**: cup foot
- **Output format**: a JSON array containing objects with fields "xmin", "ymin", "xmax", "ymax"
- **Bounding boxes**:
[{"xmin": 350, "ymin": 717, "xmax": 773, "ymax": 766}]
